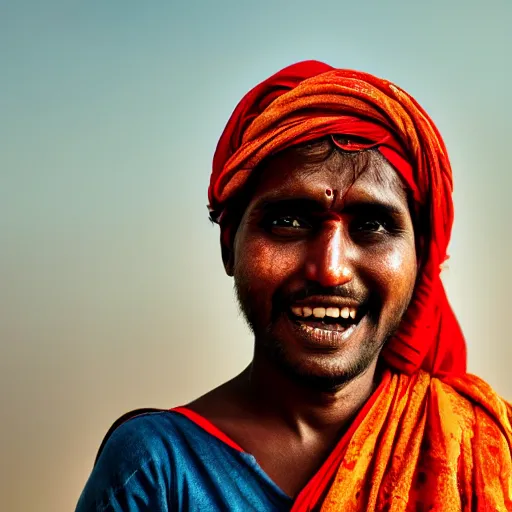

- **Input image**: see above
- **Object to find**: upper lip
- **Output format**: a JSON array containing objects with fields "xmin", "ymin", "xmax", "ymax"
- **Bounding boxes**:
[{"xmin": 291, "ymin": 296, "xmax": 363, "ymax": 309}]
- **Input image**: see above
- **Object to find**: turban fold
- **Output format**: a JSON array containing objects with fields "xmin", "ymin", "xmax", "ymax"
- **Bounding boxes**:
[{"xmin": 209, "ymin": 60, "xmax": 466, "ymax": 377}]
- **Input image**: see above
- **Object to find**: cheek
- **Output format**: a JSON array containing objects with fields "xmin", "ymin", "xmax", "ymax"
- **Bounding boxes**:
[
  {"xmin": 386, "ymin": 247, "xmax": 406, "ymax": 273},
  {"xmin": 235, "ymin": 236, "xmax": 302, "ymax": 291},
  {"xmin": 372, "ymin": 242, "xmax": 417, "ymax": 300}
]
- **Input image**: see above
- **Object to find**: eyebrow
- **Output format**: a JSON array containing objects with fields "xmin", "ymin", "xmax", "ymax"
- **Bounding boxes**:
[
  {"xmin": 255, "ymin": 197, "xmax": 406, "ymax": 217},
  {"xmin": 257, "ymin": 198, "xmax": 326, "ymax": 212},
  {"xmin": 341, "ymin": 200, "xmax": 405, "ymax": 217}
]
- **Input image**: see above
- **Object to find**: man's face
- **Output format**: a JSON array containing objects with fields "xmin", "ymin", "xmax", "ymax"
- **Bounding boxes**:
[{"xmin": 227, "ymin": 146, "xmax": 417, "ymax": 389}]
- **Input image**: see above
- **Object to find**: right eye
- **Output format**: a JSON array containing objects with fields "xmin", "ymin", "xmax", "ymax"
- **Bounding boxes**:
[{"xmin": 272, "ymin": 216, "xmax": 308, "ymax": 228}]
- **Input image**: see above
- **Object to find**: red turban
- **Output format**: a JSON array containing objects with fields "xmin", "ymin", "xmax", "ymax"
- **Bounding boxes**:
[{"xmin": 209, "ymin": 60, "xmax": 466, "ymax": 377}]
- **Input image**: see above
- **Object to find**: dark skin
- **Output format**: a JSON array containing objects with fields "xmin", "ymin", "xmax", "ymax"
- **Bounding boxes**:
[{"xmin": 189, "ymin": 147, "xmax": 417, "ymax": 498}]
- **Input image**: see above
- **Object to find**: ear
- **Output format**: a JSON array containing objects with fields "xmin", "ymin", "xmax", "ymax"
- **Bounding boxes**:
[{"xmin": 221, "ymin": 229, "xmax": 235, "ymax": 276}]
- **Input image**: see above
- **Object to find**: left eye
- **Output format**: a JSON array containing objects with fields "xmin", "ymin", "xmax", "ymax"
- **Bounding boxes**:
[{"xmin": 353, "ymin": 219, "xmax": 387, "ymax": 233}]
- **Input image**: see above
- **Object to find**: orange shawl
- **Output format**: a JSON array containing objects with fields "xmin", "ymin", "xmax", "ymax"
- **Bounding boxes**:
[
  {"xmin": 292, "ymin": 371, "xmax": 512, "ymax": 511},
  {"xmin": 209, "ymin": 61, "xmax": 512, "ymax": 510}
]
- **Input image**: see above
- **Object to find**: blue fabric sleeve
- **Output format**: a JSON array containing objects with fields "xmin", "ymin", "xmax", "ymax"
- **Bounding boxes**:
[{"xmin": 75, "ymin": 414, "xmax": 173, "ymax": 512}]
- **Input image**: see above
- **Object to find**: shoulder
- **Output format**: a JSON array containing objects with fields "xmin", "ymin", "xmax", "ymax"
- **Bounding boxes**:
[
  {"xmin": 105, "ymin": 410, "xmax": 184, "ymax": 446},
  {"xmin": 428, "ymin": 373, "xmax": 512, "ymax": 463},
  {"xmin": 76, "ymin": 411, "xmax": 187, "ymax": 511},
  {"xmin": 433, "ymin": 372, "xmax": 512, "ymax": 427},
  {"xmin": 98, "ymin": 411, "xmax": 176, "ymax": 464}
]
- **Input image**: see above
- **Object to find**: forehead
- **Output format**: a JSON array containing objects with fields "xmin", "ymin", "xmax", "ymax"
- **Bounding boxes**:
[{"xmin": 249, "ymin": 146, "xmax": 409, "ymax": 208}]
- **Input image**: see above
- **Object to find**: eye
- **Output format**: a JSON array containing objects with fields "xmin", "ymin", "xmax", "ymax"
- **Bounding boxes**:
[
  {"xmin": 353, "ymin": 219, "xmax": 387, "ymax": 233},
  {"xmin": 263, "ymin": 215, "xmax": 313, "ymax": 237},
  {"xmin": 350, "ymin": 216, "xmax": 392, "ymax": 238},
  {"xmin": 272, "ymin": 216, "xmax": 309, "ymax": 228}
]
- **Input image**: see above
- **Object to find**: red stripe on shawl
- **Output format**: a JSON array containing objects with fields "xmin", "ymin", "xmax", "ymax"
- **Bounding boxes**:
[{"xmin": 171, "ymin": 406, "xmax": 245, "ymax": 453}]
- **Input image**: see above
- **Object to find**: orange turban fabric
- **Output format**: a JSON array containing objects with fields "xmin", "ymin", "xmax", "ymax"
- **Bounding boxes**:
[{"xmin": 209, "ymin": 61, "xmax": 512, "ymax": 511}]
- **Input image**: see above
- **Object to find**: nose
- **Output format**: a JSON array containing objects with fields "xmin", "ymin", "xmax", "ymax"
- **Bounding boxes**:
[{"xmin": 304, "ymin": 221, "xmax": 354, "ymax": 287}]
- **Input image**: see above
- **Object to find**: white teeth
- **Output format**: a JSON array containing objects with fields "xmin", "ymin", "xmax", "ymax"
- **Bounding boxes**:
[
  {"xmin": 326, "ymin": 307, "xmax": 339, "ymax": 318},
  {"xmin": 291, "ymin": 305, "xmax": 359, "ymax": 320},
  {"xmin": 313, "ymin": 307, "xmax": 326, "ymax": 318}
]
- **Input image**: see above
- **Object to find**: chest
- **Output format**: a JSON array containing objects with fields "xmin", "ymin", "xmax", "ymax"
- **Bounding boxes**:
[{"xmin": 225, "ymin": 424, "xmax": 339, "ymax": 498}]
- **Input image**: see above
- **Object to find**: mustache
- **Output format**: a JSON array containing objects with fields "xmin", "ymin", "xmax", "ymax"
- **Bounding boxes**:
[{"xmin": 272, "ymin": 283, "xmax": 368, "ymax": 317}]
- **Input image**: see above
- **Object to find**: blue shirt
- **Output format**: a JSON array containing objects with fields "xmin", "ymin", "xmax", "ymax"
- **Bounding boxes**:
[{"xmin": 76, "ymin": 411, "xmax": 293, "ymax": 511}]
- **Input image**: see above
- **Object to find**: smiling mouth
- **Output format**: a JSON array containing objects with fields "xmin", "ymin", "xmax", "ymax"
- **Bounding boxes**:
[{"xmin": 287, "ymin": 304, "xmax": 366, "ymax": 345}]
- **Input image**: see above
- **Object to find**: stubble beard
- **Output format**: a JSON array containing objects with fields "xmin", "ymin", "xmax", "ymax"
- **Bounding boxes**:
[{"xmin": 234, "ymin": 281, "xmax": 405, "ymax": 393}]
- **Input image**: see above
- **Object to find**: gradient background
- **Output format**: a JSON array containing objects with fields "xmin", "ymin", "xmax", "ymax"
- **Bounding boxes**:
[{"xmin": 2, "ymin": 1, "xmax": 511, "ymax": 510}]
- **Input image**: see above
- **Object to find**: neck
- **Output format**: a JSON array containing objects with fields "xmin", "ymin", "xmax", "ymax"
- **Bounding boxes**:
[{"xmin": 238, "ymin": 351, "xmax": 380, "ymax": 435}]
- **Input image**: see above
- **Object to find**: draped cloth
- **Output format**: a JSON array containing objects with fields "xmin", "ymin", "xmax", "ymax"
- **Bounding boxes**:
[
  {"xmin": 292, "ymin": 370, "xmax": 512, "ymax": 511},
  {"xmin": 208, "ymin": 61, "xmax": 512, "ymax": 510}
]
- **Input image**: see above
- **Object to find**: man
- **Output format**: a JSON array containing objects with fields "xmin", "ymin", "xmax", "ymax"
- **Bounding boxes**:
[{"xmin": 76, "ymin": 61, "xmax": 512, "ymax": 511}]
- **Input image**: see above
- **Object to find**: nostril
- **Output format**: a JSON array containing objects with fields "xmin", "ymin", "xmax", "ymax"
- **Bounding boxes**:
[{"xmin": 325, "ymin": 188, "xmax": 332, "ymax": 197}]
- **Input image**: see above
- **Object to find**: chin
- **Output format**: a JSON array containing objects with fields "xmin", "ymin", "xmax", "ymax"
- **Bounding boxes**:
[{"xmin": 262, "ymin": 337, "xmax": 381, "ymax": 393}]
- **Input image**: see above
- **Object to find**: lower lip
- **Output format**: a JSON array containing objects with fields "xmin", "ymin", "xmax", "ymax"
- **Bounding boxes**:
[{"xmin": 288, "ymin": 315, "xmax": 362, "ymax": 348}]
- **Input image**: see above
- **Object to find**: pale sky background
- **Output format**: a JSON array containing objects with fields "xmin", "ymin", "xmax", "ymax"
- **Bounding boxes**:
[{"xmin": 1, "ymin": 1, "xmax": 511, "ymax": 510}]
